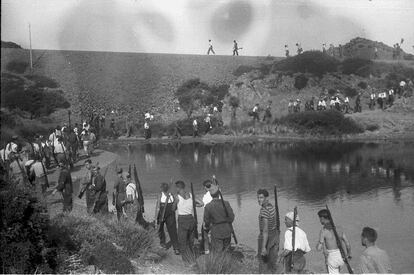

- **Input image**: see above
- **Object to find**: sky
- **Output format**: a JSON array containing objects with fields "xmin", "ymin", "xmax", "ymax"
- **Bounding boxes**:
[{"xmin": 2, "ymin": 0, "xmax": 414, "ymax": 56}]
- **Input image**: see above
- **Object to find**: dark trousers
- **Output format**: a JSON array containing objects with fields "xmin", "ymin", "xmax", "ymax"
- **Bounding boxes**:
[
  {"xmin": 85, "ymin": 190, "xmax": 95, "ymax": 214},
  {"xmin": 177, "ymin": 215, "xmax": 196, "ymax": 263},
  {"xmin": 252, "ymin": 112, "xmax": 259, "ymax": 121},
  {"xmin": 158, "ymin": 213, "xmax": 179, "ymax": 250},
  {"xmin": 115, "ymin": 201, "xmax": 124, "ymax": 220},
  {"xmin": 233, "ymin": 49, "xmax": 239, "ymax": 56},
  {"xmin": 62, "ymin": 193, "xmax": 73, "ymax": 212},
  {"xmin": 93, "ymin": 193, "xmax": 108, "ymax": 214},
  {"xmin": 211, "ymin": 236, "xmax": 231, "ymax": 252}
]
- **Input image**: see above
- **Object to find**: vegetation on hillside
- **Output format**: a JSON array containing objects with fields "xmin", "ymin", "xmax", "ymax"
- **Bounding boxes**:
[
  {"xmin": 275, "ymin": 110, "xmax": 364, "ymax": 136},
  {"xmin": 1, "ymin": 70, "xmax": 69, "ymax": 119},
  {"xmin": 6, "ymin": 61, "xmax": 29, "ymax": 74},
  {"xmin": 175, "ymin": 78, "xmax": 229, "ymax": 118},
  {"xmin": 1, "ymin": 41, "xmax": 23, "ymax": 49}
]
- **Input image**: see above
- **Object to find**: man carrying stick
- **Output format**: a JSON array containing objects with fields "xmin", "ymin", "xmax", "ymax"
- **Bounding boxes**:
[{"xmin": 257, "ymin": 188, "xmax": 279, "ymax": 273}]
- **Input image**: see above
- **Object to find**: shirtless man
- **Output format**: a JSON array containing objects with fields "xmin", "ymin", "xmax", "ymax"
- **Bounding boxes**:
[{"xmin": 316, "ymin": 209, "xmax": 352, "ymax": 274}]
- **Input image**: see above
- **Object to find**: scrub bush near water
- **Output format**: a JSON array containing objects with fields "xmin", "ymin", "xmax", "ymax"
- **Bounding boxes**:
[{"xmin": 275, "ymin": 110, "xmax": 364, "ymax": 136}]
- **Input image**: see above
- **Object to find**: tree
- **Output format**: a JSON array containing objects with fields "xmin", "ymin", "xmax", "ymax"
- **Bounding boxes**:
[{"xmin": 229, "ymin": 96, "xmax": 240, "ymax": 119}]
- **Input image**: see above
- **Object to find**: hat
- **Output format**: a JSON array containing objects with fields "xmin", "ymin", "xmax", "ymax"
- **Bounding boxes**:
[{"xmin": 285, "ymin": 211, "xmax": 300, "ymax": 222}]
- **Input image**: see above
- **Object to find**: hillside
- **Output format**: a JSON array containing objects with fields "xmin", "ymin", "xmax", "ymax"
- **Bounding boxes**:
[
  {"xmin": 338, "ymin": 37, "xmax": 413, "ymax": 60},
  {"xmin": 1, "ymin": 41, "xmax": 22, "ymax": 49},
  {"xmin": 1, "ymin": 48, "xmax": 272, "ymax": 123}
]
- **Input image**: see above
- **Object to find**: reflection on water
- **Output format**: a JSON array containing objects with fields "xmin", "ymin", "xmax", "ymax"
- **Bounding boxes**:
[{"xmin": 105, "ymin": 141, "xmax": 414, "ymax": 273}]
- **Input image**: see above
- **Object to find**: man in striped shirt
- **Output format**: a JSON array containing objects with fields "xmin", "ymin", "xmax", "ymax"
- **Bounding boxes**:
[{"xmin": 257, "ymin": 189, "xmax": 279, "ymax": 273}]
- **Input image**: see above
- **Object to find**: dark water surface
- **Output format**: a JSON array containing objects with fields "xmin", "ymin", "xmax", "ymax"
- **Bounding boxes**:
[{"xmin": 104, "ymin": 141, "xmax": 414, "ymax": 273}]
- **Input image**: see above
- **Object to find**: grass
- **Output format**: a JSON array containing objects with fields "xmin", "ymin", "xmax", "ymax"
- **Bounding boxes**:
[{"xmin": 195, "ymin": 251, "xmax": 242, "ymax": 274}]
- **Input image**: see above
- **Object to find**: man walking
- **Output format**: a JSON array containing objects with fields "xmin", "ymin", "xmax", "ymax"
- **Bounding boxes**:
[
  {"xmin": 81, "ymin": 159, "xmax": 95, "ymax": 214},
  {"xmin": 359, "ymin": 227, "xmax": 392, "ymax": 273},
  {"xmin": 207, "ymin": 39, "xmax": 215, "ymax": 55},
  {"xmin": 203, "ymin": 189, "xmax": 234, "ymax": 253},
  {"xmin": 113, "ymin": 168, "xmax": 126, "ymax": 220},
  {"xmin": 53, "ymin": 162, "xmax": 73, "ymax": 212},
  {"xmin": 257, "ymin": 189, "xmax": 279, "ymax": 273},
  {"xmin": 278, "ymin": 211, "xmax": 311, "ymax": 273},
  {"xmin": 233, "ymin": 40, "xmax": 239, "ymax": 56},
  {"xmin": 173, "ymin": 181, "xmax": 203, "ymax": 264},
  {"xmin": 316, "ymin": 209, "xmax": 352, "ymax": 274},
  {"xmin": 154, "ymin": 182, "xmax": 179, "ymax": 254},
  {"xmin": 192, "ymin": 118, "xmax": 199, "ymax": 138},
  {"xmin": 91, "ymin": 166, "xmax": 108, "ymax": 214}
]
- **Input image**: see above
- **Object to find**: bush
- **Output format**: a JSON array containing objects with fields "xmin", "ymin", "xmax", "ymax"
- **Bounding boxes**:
[
  {"xmin": 2, "ymin": 86, "xmax": 70, "ymax": 118},
  {"xmin": 0, "ymin": 183, "xmax": 57, "ymax": 273},
  {"xmin": 87, "ymin": 242, "xmax": 134, "ymax": 274},
  {"xmin": 340, "ymin": 58, "xmax": 373, "ymax": 76},
  {"xmin": 344, "ymin": 87, "xmax": 358, "ymax": 98},
  {"xmin": 357, "ymin": 81, "xmax": 368, "ymax": 89},
  {"xmin": 1, "ymin": 72, "xmax": 25, "ymax": 91},
  {"xmin": 275, "ymin": 110, "xmax": 364, "ymax": 135},
  {"xmin": 176, "ymin": 79, "xmax": 228, "ymax": 118},
  {"xmin": 294, "ymin": 74, "xmax": 308, "ymax": 90},
  {"xmin": 272, "ymin": 51, "xmax": 339, "ymax": 77},
  {"xmin": 196, "ymin": 251, "xmax": 242, "ymax": 274},
  {"xmin": 6, "ymin": 61, "xmax": 28, "ymax": 74},
  {"xmin": 233, "ymin": 65, "xmax": 256, "ymax": 76},
  {"xmin": 26, "ymin": 74, "xmax": 60, "ymax": 88}
]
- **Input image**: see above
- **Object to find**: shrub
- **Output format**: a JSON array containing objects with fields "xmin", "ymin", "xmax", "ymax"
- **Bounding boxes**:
[
  {"xmin": 365, "ymin": 124, "xmax": 379, "ymax": 132},
  {"xmin": 404, "ymin": 54, "xmax": 414, "ymax": 61},
  {"xmin": 344, "ymin": 87, "xmax": 358, "ymax": 98},
  {"xmin": 0, "ymin": 183, "xmax": 57, "ymax": 273},
  {"xmin": 87, "ymin": 242, "xmax": 134, "ymax": 274},
  {"xmin": 6, "ymin": 61, "xmax": 28, "ymax": 74},
  {"xmin": 103, "ymin": 219, "xmax": 155, "ymax": 258},
  {"xmin": 233, "ymin": 65, "xmax": 256, "ymax": 76},
  {"xmin": 1, "ymin": 72, "xmax": 25, "ymax": 91},
  {"xmin": 196, "ymin": 251, "xmax": 242, "ymax": 274},
  {"xmin": 2, "ymin": 86, "xmax": 70, "ymax": 118},
  {"xmin": 275, "ymin": 110, "xmax": 364, "ymax": 135},
  {"xmin": 272, "ymin": 51, "xmax": 339, "ymax": 77},
  {"xmin": 357, "ymin": 81, "xmax": 368, "ymax": 89},
  {"xmin": 294, "ymin": 74, "xmax": 308, "ymax": 90},
  {"xmin": 340, "ymin": 58, "xmax": 373, "ymax": 75},
  {"xmin": 26, "ymin": 74, "xmax": 60, "ymax": 88},
  {"xmin": 176, "ymin": 79, "xmax": 228, "ymax": 118}
]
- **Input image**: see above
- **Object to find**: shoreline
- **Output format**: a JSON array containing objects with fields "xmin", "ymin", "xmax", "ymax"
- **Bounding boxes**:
[{"xmin": 100, "ymin": 132, "xmax": 414, "ymax": 146}]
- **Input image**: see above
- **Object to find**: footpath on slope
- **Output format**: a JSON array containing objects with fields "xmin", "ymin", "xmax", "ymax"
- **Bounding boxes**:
[{"xmin": 44, "ymin": 148, "xmax": 193, "ymax": 274}]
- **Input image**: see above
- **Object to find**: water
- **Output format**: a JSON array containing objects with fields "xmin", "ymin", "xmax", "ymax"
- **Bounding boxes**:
[{"xmin": 103, "ymin": 141, "xmax": 414, "ymax": 273}]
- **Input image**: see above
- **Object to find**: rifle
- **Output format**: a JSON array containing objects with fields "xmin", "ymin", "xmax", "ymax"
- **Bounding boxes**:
[
  {"xmin": 325, "ymin": 205, "xmax": 354, "ymax": 274},
  {"xmin": 159, "ymin": 179, "xmax": 173, "ymax": 225},
  {"xmin": 128, "ymin": 164, "xmax": 131, "ymax": 177},
  {"xmin": 78, "ymin": 161, "xmax": 99, "ymax": 199},
  {"xmin": 133, "ymin": 164, "xmax": 145, "ymax": 213},
  {"xmin": 274, "ymin": 184, "xmax": 280, "ymax": 232},
  {"xmin": 290, "ymin": 206, "xmax": 298, "ymax": 272},
  {"xmin": 217, "ymin": 190, "xmax": 238, "ymax": 244},
  {"xmin": 190, "ymin": 182, "xmax": 199, "ymax": 240}
]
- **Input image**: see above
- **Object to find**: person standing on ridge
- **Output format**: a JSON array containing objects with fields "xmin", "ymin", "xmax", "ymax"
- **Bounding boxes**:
[
  {"xmin": 207, "ymin": 39, "xmax": 215, "ymax": 55},
  {"xmin": 233, "ymin": 40, "xmax": 239, "ymax": 56}
]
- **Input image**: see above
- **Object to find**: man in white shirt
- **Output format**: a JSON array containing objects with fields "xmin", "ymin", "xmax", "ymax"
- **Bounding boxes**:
[
  {"xmin": 192, "ymin": 119, "xmax": 199, "ymax": 138},
  {"xmin": 207, "ymin": 39, "xmax": 215, "ymax": 55},
  {"xmin": 278, "ymin": 211, "xmax": 311, "ymax": 273}
]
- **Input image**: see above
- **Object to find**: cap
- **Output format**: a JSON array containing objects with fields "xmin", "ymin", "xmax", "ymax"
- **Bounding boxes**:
[{"xmin": 285, "ymin": 211, "xmax": 300, "ymax": 222}]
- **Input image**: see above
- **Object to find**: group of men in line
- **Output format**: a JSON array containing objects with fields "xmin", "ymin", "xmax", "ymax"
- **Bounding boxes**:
[
  {"xmin": 207, "ymin": 39, "xmax": 241, "ymax": 56},
  {"xmin": 368, "ymin": 82, "xmax": 410, "ymax": 110},
  {"xmin": 248, "ymin": 102, "xmax": 273, "ymax": 124},
  {"xmin": 114, "ymin": 174, "xmax": 392, "ymax": 274},
  {"xmin": 322, "ymin": 43, "xmax": 344, "ymax": 59},
  {"xmin": 288, "ymin": 94, "xmax": 354, "ymax": 114}
]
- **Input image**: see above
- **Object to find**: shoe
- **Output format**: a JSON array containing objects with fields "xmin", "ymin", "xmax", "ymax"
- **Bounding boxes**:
[{"xmin": 174, "ymin": 249, "xmax": 180, "ymax": 255}]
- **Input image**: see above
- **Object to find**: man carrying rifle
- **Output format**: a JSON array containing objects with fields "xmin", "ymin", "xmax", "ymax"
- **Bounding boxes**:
[
  {"xmin": 52, "ymin": 162, "xmax": 73, "ymax": 212},
  {"xmin": 91, "ymin": 166, "xmax": 108, "ymax": 214},
  {"xmin": 203, "ymin": 188, "xmax": 234, "ymax": 253},
  {"xmin": 278, "ymin": 211, "xmax": 311, "ymax": 273},
  {"xmin": 317, "ymin": 209, "xmax": 352, "ymax": 274},
  {"xmin": 80, "ymin": 159, "xmax": 95, "ymax": 214},
  {"xmin": 257, "ymin": 189, "xmax": 279, "ymax": 273},
  {"xmin": 29, "ymin": 155, "xmax": 48, "ymax": 201},
  {"xmin": 172, "ymin": 181, "xmax": 203, "ymax": 264},
  {"xmin": 154, "ymin": 182, "xmax": 179, "ymax": 254},
  {"xmin": 113, "ymin": 168, "xmax": 127, "ymax": 220}
]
